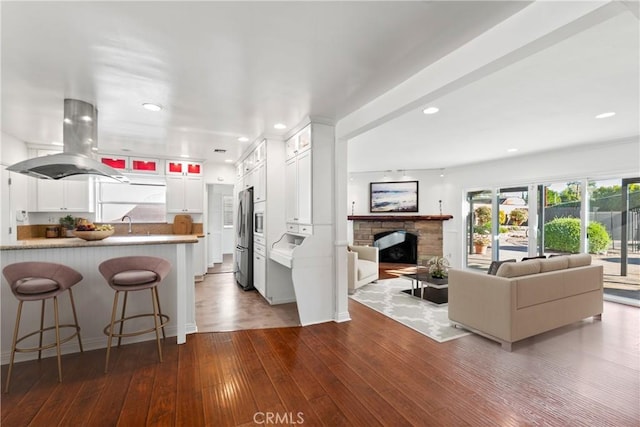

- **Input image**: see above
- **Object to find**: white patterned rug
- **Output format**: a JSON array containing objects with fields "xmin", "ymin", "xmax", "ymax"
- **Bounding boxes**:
[{"xmin": 349, "ymin": 278, "xmax": 471, "ymax": 343}]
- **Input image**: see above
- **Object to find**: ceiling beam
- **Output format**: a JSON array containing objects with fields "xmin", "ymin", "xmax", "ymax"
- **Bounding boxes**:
[{"xmin": 335, "ymin": 0, "xmax": 622, "ymax": 141}]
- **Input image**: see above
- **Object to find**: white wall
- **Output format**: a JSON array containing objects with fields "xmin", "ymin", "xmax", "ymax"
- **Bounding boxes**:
[
  {"xmin": 1, "ymin": 133, "xmax": 30, "ymax": 244},
  {"xmin": 203, "ymin": 162, "xmax": 235, "ymax": 185},
  {"xmin": 347, "ymin": 138, "xmax": 640, "ymax": 269}
]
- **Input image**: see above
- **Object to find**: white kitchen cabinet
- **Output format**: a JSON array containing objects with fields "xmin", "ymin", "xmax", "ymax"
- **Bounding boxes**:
[
  {"xmin": 285, "ymin": 125, "xmax": 311, "ymax": 160},
  {"xmin": 99, "ymin": 154, "xmax": 162, "ymax": 174},
  {"xmin": 253, "ymin": 140, "xmax": 266, "ymax": 166},
  {"xmin": 285, "ymin": 142, "xmax": 312, "ymax": 232},
  {"xmin": 253, "ymin": 163, "xmax": 266, "ymax": 202},
  {"xmin": 253, "ymin": 243, "xmax": 266, "ymax": 296},
  {"xmin": 36, "ymin": 178, "xmax": 93, "ymax": 212},
  {"xmin": 193, "ymin": 236, "xmax": 206, "ymax": 281},
  {"xmin": 166, "ymin": 175, "xmax": 203, "ymax": 213},
  {"xmin": 166, "ymin": 160, "xmax": 202, "ymax": 176}
]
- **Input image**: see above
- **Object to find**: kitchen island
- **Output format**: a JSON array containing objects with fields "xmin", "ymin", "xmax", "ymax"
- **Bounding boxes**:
[{"xmin": 1, "ymin": 235, "xmax": 198, "ymax": 365}]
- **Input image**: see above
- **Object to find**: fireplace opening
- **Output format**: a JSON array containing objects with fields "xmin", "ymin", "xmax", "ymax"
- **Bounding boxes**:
[{"xmin": 373, "ymin": 230, "xmax": 417, "ymax": 264}]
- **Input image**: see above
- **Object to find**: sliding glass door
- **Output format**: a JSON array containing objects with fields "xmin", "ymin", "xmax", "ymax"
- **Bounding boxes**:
[
  {"xmin": 497, "ymin": 186, "xmax": 531, "ymax": 262},
  {"xmin": 589, "ymin": 177, "xmax": 640, "ymax": 303},
  {"xmin": 466, "ymin": 190, "xmax": 492, "ymax": 271}
]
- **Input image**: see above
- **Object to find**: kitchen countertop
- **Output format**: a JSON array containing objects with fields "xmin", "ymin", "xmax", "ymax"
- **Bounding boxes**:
[{"xmin": 1, "ymin": 234, "xmax": 199, "ymax": 250}]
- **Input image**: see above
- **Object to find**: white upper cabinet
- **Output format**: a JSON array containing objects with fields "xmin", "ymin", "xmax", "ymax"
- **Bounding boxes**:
[
  {"xmin": 166, "ymin": 160, "xmax": 203, "ymax": 176},
  {"xmin": 32, "ymin": 150, "xmax": 93, "ymax": 212},
  {"xmin": 36, "ymin": 178, "xmax": 93, "ymax": 212},
  {"xmin": 285, "ymin": 125, "xmax": 312, "ymax": 160},
  {"xmin": 166, "ymin": 175, "xmax": 204, "ymax": 213},
  {"xmin": 253, "ymin": 163, "xmax": 266, "ymax": 203},
  {"xmin": 99, "ymin": 154, "xmax": 162, "ymax": 174},
  {"xmin": 284, "ymin": 125, "xmax": 312, "ymax": 230}
]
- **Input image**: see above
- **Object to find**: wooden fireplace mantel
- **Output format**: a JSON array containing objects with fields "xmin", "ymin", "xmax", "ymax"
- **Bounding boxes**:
[{"xmin": 348, "ymin": 215, "xmax": 453, "ymax": 221}]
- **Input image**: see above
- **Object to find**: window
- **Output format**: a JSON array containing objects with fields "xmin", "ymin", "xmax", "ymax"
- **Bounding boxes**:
[
  {"xmin": 223, "ymin": 195, "xmax": 234, "ymax": 227},
  {"xmin": 97, "ymin": 180, "xmax": 166, "ymax": 223}
]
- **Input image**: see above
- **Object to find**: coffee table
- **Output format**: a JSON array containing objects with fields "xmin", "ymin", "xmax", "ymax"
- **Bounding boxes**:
[{"xmin": 401, "ymin": 273, "xmax": 448, "ymax": 305}]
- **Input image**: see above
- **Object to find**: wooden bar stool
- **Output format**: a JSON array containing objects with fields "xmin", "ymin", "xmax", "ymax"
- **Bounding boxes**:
[
  {"xmin": 2, "ymin": 262, "xmax": 83, "ymax": 393},
  {"xmin": 98, "ymin": 256, "xmax": 171, "ymax": 373}
]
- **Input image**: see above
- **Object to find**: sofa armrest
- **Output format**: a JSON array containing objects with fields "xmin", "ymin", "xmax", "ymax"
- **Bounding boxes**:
[
  {"xmin": 448, "ymin": 269, "xmax": 516, "ymax": 342},
  {"xmin": 350, "ymin": 245, "xmax": 378, "ymax": 263},
  {"xmin": 347, "ymin": 250, "xmax": 358, "ymax": 285}
]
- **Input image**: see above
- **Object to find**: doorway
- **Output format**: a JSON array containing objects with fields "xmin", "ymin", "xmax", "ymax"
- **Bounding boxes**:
[{"xmin": 206, "ymin": 183, "xmax": 235, "ymax": 272}]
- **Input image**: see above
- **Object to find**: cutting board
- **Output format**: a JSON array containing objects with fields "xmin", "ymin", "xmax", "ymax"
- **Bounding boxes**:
[{"xmin": 172, "ymin": 214, "xmax": 193, "ymax": 235}]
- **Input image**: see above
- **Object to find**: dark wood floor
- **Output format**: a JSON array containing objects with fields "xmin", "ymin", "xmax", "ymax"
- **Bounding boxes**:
[{"xmin": 2, "ymin": 299, "xmax": 639, "ymax": 426}]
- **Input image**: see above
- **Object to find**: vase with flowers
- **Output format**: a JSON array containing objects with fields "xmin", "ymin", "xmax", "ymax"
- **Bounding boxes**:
[{"xmin": 427, "ymin": 255, "xmax": 449, "ymax": 285}]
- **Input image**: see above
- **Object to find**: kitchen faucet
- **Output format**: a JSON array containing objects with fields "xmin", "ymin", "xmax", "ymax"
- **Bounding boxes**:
[{"xmin": 121, "ymin": 215, "xmax": 132, "ymax": 234}]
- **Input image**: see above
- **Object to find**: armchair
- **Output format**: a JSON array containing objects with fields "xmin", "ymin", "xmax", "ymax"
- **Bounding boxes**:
[{"xmin": 347, "ymin": 245, "xmax": 379, "ymax": 294}]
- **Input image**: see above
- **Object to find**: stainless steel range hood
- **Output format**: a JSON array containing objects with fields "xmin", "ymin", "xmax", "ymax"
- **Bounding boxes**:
[{"xmin": 7, "ymin": 99, "xmax": 129, "ymax": 182}]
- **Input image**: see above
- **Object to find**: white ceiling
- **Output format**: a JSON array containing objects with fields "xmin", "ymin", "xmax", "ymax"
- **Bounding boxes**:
[
  {"xmin": 348, "ymin": 4, "xmax": 640, "ymax": 173},
  {"xmin": 1, "ymin": 1, "xmax": 638, "ymax": 172}
]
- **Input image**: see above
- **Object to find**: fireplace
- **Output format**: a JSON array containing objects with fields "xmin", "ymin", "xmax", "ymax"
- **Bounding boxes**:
[
  {"xmin": 349, "ymin": 215, "xmax": 453, "ymax": 266},
  {"xmin": 373, "ymin": 230, "xmax": 417, "ymax": 264}
]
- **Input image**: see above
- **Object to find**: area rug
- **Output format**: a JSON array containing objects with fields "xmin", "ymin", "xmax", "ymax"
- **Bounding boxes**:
[{"xmin": 349, "ymin": 278, "xmax": 471, "ymax": 343}]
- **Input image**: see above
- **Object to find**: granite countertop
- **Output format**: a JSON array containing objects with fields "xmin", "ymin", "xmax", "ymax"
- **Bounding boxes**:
[{"xmin": 1, "ymin": 234, "xmax": 199, "ymax": 250}]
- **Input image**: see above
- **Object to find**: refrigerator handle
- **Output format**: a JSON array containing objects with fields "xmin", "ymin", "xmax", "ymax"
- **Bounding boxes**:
[{"xmin": 237, "ymin": 197, "xmax": 244, "ymax": 239}]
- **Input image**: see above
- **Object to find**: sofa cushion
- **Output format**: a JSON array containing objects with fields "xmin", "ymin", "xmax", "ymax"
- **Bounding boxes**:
[
  {"xmin": 567, "ymin": 253, "xmax": 592, "ymax": 268},
  {"xmin": 358, "ymin": 259, "xmax": 378, "ymax": 280},
  {"xmin": 539, "ymin": 256, "xmax": 569, "ymax": 272},
  {"xmin": 487, "ymin": 259, "xmax": 516, "ymax": 275},
  {"xmin": 496, "ymin": 259, "xmax": 541, "ymax": 278}
]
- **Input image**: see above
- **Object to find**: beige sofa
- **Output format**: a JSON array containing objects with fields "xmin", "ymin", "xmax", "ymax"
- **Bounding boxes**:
[
  {"xmin": 448, "ymin": 254, "xmax": 603, "ymax": 351},
  {"xmin": 347, "ymin": 245, "xmax": 379, "ymax": 294}
]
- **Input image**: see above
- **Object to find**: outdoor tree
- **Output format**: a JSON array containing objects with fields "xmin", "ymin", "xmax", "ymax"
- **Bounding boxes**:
[{"xmin": 545, "ymin": 188, "xmax": 562, "ymax": 206}]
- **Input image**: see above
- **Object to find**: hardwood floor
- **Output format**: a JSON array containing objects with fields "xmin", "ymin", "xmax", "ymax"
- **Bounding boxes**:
[
  {"xmin": 195, "ymin": 272, "xmax": 300, "ymax": 332},
  {"xmin": 2, "ymin": 300, "xmax": 638, "ymax": 426}
]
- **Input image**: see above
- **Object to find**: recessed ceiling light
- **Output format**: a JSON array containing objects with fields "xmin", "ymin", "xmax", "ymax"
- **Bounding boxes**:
[
  {"xmin": 274, "ymin": 123, "xmax": 287, "ymax": 130},
  {"xmin": 422, "ymin": 107, "xmax": 439, "ymax": 115},
  {"xmin": 142, "ymin": 103, "xmax": 162, "ymax": 112},
  {"xmin": 237, "ymin": 136, "xmax": 249, "ymax": 142},
  {"xmin": 51, "ymin": 141, "xmax": 63, "ymax": 146},
  {"xmin": 507, "ymin": 148, "xmax": 518, "ymax": 153},
  {"xmin": 80, "ymin": 115, "xmax": 92, "ymax": 122},
  {"xmin": 225, "ymin": 159, "xmax": 234, "ymax": 163},
  {"xmin": 63, "ymin": 118, "xmax": 72, "ymax": 124},
  {"xmin": 595, "ymin": 111, "xmax": 615, "ymax": 119},
  {"xmin": 180, "ymin": 154, "xmax": 189, "ymax": 158}
]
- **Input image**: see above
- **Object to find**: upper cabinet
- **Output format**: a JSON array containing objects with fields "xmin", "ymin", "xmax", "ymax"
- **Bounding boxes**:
[
  {"xmin": 36, "ymin": 178, "xmax": 93, "ymax": 212},
  {"xmin": 285, "ymin": 125, "xmax": 312, "ymax": 233},
  {"xmin": 165, "ymin": 160, "xmax": 204, "ymax": 212},
  {"xmin": 166, "ymin": 175, "xmax": 204, "ymax": 213},
  {"xmin": 236, "ymin": 139, "xmax": 268, "ymax": 202},
  {"xmin": 31, "ymin": 150, "xmax": 94, "ymax": 212},
  {"xmin": 285, "ymin": 125, "xmax": 311, "ymax": 160},
  {"xmin": 99, "ymin": 154, "xmax": 162, "ymax": 174},
  {"xmin": 166, "ymin": 160, "xmax": 203, "ymax": 176}
]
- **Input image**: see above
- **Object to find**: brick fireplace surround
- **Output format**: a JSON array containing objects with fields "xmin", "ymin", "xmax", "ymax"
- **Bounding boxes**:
[{"xmin": 348, "ymin": 215, "xmax": 453, "ymax": 266}]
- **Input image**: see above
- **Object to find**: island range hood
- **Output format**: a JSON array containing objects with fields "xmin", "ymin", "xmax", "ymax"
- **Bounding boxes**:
[{"xmin": 7, "ymin": 99, "xmax": 129, "ymax": 182}]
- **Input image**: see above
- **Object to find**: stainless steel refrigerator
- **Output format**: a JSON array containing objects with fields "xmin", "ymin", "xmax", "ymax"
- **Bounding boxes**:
[{"xmin": 235, "ymin": 188, "xmax": 254, "ymax": 290}]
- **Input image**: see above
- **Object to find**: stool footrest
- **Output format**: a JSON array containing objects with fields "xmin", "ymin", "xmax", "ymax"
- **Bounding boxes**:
[
  {"xmin": 14, "ymin": 324, "xmax": 82, "ymax": 354},
  {"xmin": 103, "ymin": 313, "xmax": 169, "ymax": 340}
]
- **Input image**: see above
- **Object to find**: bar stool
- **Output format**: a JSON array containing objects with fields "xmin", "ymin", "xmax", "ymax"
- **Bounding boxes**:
[
  {"xmin": 2, "ymin": 262, "xmax": 83, "ymax": 393},
  {"xmin": 98, "ymin": 256, "xmax": 171, "ymax": 373}
]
